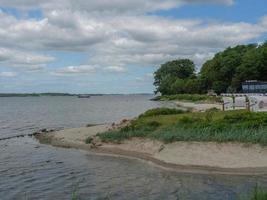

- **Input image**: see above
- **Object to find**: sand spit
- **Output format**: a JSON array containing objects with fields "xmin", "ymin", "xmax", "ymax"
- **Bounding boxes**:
[{"xmin": 35, "ymin": 124, "xmax": 267, "ymax": 176}]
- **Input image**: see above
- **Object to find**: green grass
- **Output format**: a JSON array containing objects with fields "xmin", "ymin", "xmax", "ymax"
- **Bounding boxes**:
[
  {"xmin": 249, "ymin": 190, "xmax": 267, "ymax": 200},
  {"xmin": 97, "ymin": 109, "xmax": 267, "ymax": 145},
  {"xmin": 152, "ymin": 94, "xmax": 222, "ymax": 103},
  {"xmin": 242, "ymin": 185, "xmax": 267, "ymax": 200},
  {"xmin": 139, "ymin": 107, "xmax": 187, "ymax": 118}
]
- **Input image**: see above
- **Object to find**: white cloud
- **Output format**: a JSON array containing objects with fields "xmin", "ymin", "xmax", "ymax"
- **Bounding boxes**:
[
  {"xmin": 0, "ymin": 0, "xmax": 266, "ymax": 91},
  {"xmin": 53, "ymin": 65, "xmax": 98, "ymax": 76},
  {"xmin": 104, "ymin": 66, "xmax": 126, "ymax": 72},
  {"xmin": 53, "ymin": 65, "xmax": 127, "ymax": 76},
  {"xmin": 0, "ymin": 48, "xmax": 55, "ymax": 70},
  {"xmin": 260, "ymin": 15, "xmax": 267, "ymax": 28},
  {"xmin": 0, "ymin": 71, "xmax": 17, "ymax": 77}
]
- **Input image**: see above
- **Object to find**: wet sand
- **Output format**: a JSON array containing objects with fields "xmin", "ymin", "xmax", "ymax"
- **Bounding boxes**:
[{"xmin": 35, "ymin": 124, "xmax": 267, "ymax": 176}]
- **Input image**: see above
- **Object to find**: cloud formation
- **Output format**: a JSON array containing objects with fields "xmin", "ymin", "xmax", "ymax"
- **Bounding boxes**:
[
  {"xmin": 0, "ymin": 0, "xmax": 233, "ymax": 13},
  {"xmin": 0, "ymin": 47, "xmax": 55, "ymax": 70},
  {"xmin": 0, "ymin": 71, "xmax": 17, "ymax": 77},
  {"xmin": 0, "ymin": 0, "xmax": 266, "ymax": 92},
  {"xmin": 53, "ymin": 65, "xmax": 98, "ymax": 76},
  {"xmin": 0, "ymin": 7, "xmax": 265, "ymax": 71}
]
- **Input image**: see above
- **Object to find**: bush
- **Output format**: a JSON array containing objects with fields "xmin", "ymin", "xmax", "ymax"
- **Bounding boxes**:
[
  {"xmin": 153, "ymin": 94, "xmax": 222, "ymax": 103},
  {"xmin": 206, "ymin": 107, "xmax": 220, "ymax": 112},
  {"xmin": 245, "ymin": 185, "xmax": 267, "ymax": 200},
  {"xmin": 85, "ymin": 137, "xmax": 93, "ymax": 144},
  {"xmin": 179, "ymin": 116, "xmax": 201, "ymax": 124},
  {"xmin": 98, "ymin": 120, "xmax": 161, "ymax": 142},
  {"xmin": 139, "ymin": 108, "xmax": 185, "ymax": 118}
]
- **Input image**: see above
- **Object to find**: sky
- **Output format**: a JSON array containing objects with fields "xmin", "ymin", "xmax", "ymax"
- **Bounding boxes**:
[{"xmin": 0, "ymin": 0, "xmax": 266, "ymax": 94}]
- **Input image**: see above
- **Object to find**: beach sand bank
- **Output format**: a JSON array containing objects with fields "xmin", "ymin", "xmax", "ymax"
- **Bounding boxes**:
[
  {"xmin": 174, "ymin": 101, "xmax": 222, "ymax": 112},
  {"xmin": 35, "ymin": 124, "xmax": 267, "ymax": 175}
]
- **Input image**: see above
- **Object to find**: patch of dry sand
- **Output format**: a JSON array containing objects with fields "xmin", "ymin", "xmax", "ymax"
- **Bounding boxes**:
[
  {"xmin": 175, "ymin": 101, "xmax": 222, "ymax": 112},
  {"xmin": 36, "ymin": 125, "xmax": 267, "ymax": 175}
]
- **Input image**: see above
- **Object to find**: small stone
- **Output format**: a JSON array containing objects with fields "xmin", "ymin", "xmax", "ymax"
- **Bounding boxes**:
[{"xmin": 158, "ymin": 144, "xmax": 165, "ymax": 152}]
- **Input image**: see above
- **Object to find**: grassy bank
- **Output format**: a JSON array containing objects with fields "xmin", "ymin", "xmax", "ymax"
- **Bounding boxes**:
[
  {"xmin": 244, "ymin": 185, "xmax": 267, "ymax": 200},
  {"xmin": 97, "ymin": 108, "xmax": 267, "ymax": 145},
  {"xmin": 152, "ymin": 94, "xmax": 222, "ymax": 103}
]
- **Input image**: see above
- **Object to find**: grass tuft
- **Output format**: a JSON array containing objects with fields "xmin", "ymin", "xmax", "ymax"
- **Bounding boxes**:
[
  {"xmin": 243, "ymin": 185, "xmax": 267, "ymax": 200},
  {"xmin": 85, "ymin": 137, "xmax": 93, "ymax": 144},
  {"xmin": 139, "ymin": 107, "xmax": 186, "ymax": 118}
]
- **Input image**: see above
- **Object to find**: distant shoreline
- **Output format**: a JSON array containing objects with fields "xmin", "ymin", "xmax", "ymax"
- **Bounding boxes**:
[{"xmin": 0, "ymin": 93, "xmax": 153, "ymax": 97}]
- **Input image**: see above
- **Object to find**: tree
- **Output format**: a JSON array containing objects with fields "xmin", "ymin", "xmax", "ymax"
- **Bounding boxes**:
[
  {"xmin": 184, "ymin": 78, "xmax": 200, "ymax": 94},
  {"xmin": 154, "ymin": 59, "xmax": 196, "ymax": 95},
  {"xmin": 199, "ymin": 43, "xmax": 265, "ymax": 94},
  {"xmin": 153, "ymin": 41, "xmax": 267, "ymax": 95}
]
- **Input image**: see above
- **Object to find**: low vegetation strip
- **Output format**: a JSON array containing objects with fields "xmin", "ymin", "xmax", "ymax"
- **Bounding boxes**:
[
  {"xmin": 98, "ymin": 108, "xmax": 267, "ymax": 145},
  {"xmin": 152, "ymin": 94, "xmax": 222, "ymax": 103},
  {"xmin": 139, "ymin": 107, "xmax": 187, "ymax": 118},
  {"xmin": 244, "ymin": 185, "xmax": 267, "ymax": 200}
]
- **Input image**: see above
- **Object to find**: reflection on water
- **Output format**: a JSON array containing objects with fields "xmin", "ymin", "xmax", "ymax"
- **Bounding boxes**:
[
  {"xmin": 1, "ymin": 137, "xmax": 266, "ymax": 200},
  {"xmin": 0, "ymin": 95, "xmax": 267, "ymax": 199}
]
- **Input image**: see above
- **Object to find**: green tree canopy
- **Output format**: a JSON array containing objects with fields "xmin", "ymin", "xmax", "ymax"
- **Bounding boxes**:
[
  {"xmin": 200, "ymin": 43, "xmax": 267, "ymax": 93},
  {"xmin": 154, "ymin": 59, "xmax": 196, "ymax": 94},
  {"xmin": 154, "ymin": 42, "xmax": 267, "ymax": 95}
]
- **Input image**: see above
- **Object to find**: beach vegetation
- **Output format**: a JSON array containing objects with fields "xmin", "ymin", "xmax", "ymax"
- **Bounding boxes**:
[
  {"xmin": 85, "ymin": 137, "xmax": 93, "ymax": 144},
  {"xmin": 139, "ymin": 107, "xmax": 186, "ymax": 118},
  {"xmin": 152, "ymin": 94, "xmax": 221, "ymax": 103},
  {"xmin": 241, "ymin": 185, "xmax": 267, "ymax": 200},
  {"xmin": 98, "ymin": 109, "xmax": 267, "ymax": 145}
]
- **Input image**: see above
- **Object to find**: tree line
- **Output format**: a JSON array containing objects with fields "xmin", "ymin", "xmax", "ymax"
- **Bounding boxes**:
[{"xmin": 154, "ymin": 42, "xmax": 267, "ymax": 95}]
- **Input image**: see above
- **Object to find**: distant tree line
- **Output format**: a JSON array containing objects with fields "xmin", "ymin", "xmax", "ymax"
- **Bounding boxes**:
[
  {"xmin": 154, "ymin": 42, "xmax": 267, "ymax": 95},
  {"xmin": 0, "ymin": 93, "xmax": 76, "ymax": 97}
]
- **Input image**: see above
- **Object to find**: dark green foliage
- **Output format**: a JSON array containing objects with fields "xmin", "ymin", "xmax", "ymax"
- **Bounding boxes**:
[
  {"xmin": 205, "ymin": 107, "xmax": 220, "ymax": 112},
  {"xmin": 85, "ymin": 137, "xmax": 93, "ymax": 144},
  {"xmin": 153, "ymin": 94, "xmax": 221, "ymax": 102},
  {"xmin": 200, "ymin": 43, "xmax": 267, "ymax": 94},
  {"xmin": 139, "ymin": 108, "xmax": 185, "ymax": 118},
  {"xmin": 154, "ymin": 42, "xmax": 267, "ymax": 95},
  {"xmin": 154, "ymin": 59, "xmax": 197, "ymax": 94},
  {"xmin": 244, "ymin": 185, "xmax": 267, "ymax": 200},
  {"xmin": 98, "ymin": 120, "xmax": 161, "ymax": 142}
]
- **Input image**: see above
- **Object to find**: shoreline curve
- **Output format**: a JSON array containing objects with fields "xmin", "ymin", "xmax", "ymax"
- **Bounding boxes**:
[{"xmin": 34, "ymin": 124, "xmax": 267, "ymax": 176}]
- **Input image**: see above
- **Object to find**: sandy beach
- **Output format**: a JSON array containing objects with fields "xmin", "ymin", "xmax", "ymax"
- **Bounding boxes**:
[
  {"xmin": 174, "ymin": 101, "xmax": 222, "ymax": 112},
  {"xmin": 35, "ymin": 124, "xmax": 267, "ymax": 175}
]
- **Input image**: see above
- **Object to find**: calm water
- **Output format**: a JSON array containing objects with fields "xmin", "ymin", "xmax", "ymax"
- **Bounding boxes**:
[{"xmin": 0, "ymin": 95, "xmax": 266, "ymax": 200}]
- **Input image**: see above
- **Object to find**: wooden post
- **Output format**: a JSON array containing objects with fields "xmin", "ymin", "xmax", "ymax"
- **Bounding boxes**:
[{"xmin": 232, "ymin": 95, "xmax": 235, "ymax": 110}]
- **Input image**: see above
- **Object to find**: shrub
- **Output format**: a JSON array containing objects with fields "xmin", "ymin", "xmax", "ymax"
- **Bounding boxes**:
[
  {"xmin": 206, "ymin": 107, "xmax": 220, "ymax": 112},
  {"xmin": 153, "ymin": 94, "xmax": 222, "ymax": 103},
  {"xmin": 85, "ymin": 137, "xmax": 93, "ymax": 144},
  {"xmin": 179, "ymin": 116, "xmax": 200, "ymax": 124},
  {"xmin": 139, "ymin": 108, "xmax": 185, "ymax": 118},
  {"xmin": 246, "ymin": 185, "xmax": 267, "ymax": 200}
]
